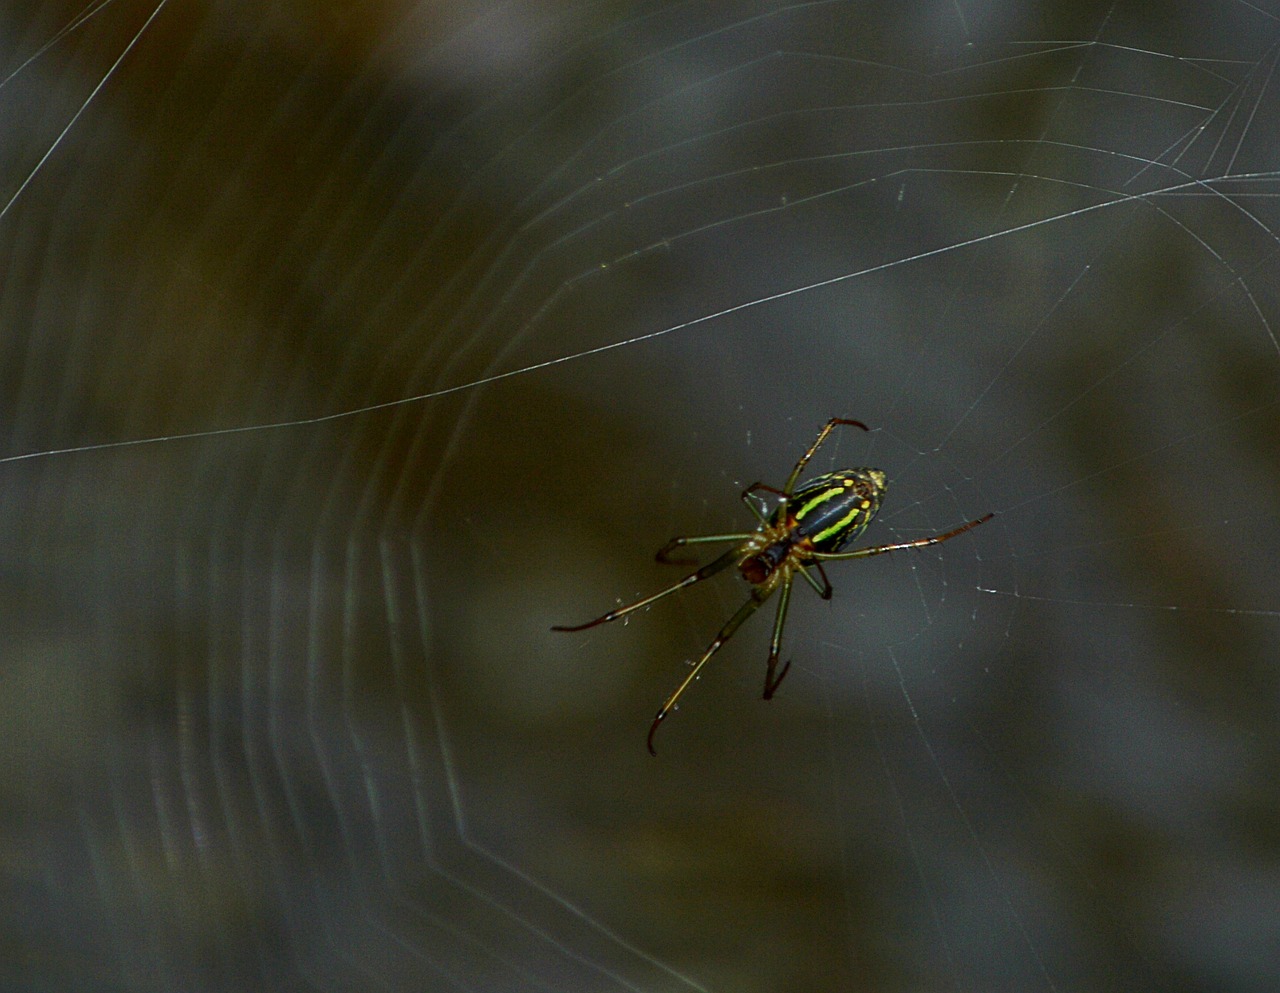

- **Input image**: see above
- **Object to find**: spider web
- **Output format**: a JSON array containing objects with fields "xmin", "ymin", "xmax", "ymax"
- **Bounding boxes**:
[{"xmin": 3, "ymin": 1, "xmax": 1279, "ymax": 991}]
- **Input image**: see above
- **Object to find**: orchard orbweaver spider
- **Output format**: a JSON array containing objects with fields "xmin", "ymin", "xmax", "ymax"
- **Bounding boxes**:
[{"xmin": 553, "ymin": 419, "xmax": 993, "ymax": 754}]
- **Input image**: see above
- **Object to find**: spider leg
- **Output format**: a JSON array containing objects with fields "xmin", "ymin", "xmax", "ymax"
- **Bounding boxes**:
[
  {"xmin": 552, "ymin": 547, "xmax": 741, "ymax": 632},
  {"xmin": 796, "ymin": 561, "xmax": 833, "ymax": 599},
  {"xmin": 655, "ymin": 533, "xmax": 754, "ymax": 566},
  {"xmin": 762, "ymin": 561, "xmax": 833, "ymax": 697},
  {"xmin": 782, "ymin": 418, "xmax": 868, "ymax": 493},
  {"xmin": 741, "ymin": 481, "xmax": 789, "ymax": 525},
  {"xmin": 648, "ymin": 587, "xmax": 772, "ymax": 755},
  {"xmin": 762, "ymin": 575, "xmax": 793, "ymax": 699},
  {"xmin": 811, "ymin": 513, "xmax": 994, "ymax": 561}
]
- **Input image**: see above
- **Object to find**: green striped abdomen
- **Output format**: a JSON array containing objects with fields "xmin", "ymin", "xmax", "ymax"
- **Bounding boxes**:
[{"xmin": 788, "ymin": 469, "xmax": 886, "ymax": 553}]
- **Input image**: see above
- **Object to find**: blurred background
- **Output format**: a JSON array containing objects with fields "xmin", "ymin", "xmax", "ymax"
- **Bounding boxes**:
[{"xmin": 2, "ymin": 1, "xmax": 1278, "ymax": 990}]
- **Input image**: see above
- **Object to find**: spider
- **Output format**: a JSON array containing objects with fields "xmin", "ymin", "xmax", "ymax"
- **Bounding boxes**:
[{"xmin": 553, "ymin": 418, "xmax": 993, "ymax": 754}]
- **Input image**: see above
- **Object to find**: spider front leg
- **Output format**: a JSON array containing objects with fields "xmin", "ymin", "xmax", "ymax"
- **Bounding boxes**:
[
  {"xmin": 648, "ymin": 586, "xmax": 773, "ymax": 755},
  {"xmin": 762, "ymin": 562, "xmax": 831, "ymax": 700},
  {"xmin": 799, "ymin": 561, "xmax": 833, "ymax": 600},
  {"xmin": 552, "ymin": 546, "xmax": 742, "ymax": 632},
  {"xmin": 655, "ymin": 532, "xmax": 754, "ymax": 566},
  {"xmin": 762, "ymin": 575, "xmax": 794, "ymax": 699}
]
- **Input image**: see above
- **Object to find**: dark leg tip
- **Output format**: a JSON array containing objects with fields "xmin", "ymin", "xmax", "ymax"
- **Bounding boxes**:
[
  {"xmin": 551, "ymin": 614, "xmax": 613, "ymax": 632},
  {"xmin": 763, "ymin": 658, "xmax": 792, "ymax": 699},
  {"xmin": 647, "ymin": 711, "xmax": 667, "ymax": 756}
]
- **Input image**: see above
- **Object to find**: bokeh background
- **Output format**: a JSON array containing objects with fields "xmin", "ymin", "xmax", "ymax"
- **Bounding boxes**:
[{"xmin": 3, "ymin": 2, "xmax": 1278, "ymax": 991}]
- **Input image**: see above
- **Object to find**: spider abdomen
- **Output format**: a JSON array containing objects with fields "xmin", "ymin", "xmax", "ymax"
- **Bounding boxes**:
[{"xmin": 788, "ymin": 469, "xmax": 887, "ymax": 554}]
